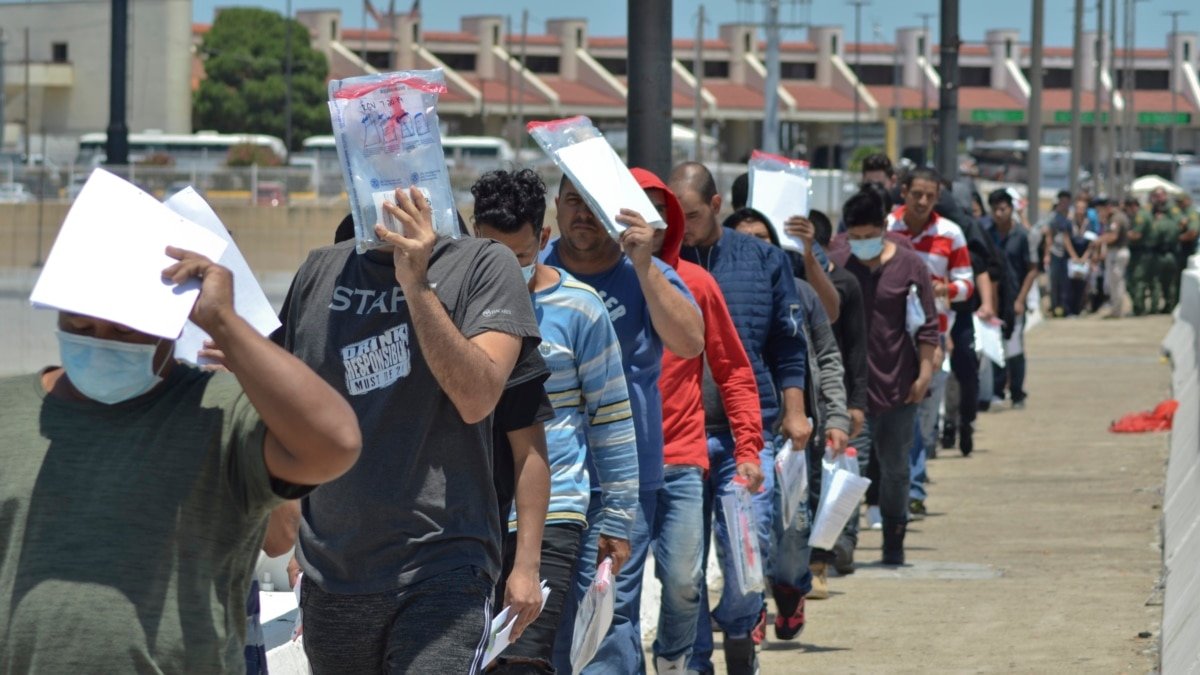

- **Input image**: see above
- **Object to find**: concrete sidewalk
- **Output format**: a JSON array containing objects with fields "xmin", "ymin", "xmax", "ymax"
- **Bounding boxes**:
[{"xmin": 682, "ymin": 315, "xmax": 1169, "ymax": 673}]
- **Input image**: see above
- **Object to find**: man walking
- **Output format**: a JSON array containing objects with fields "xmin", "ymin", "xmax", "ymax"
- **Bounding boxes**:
[
  {"xmin": 982, "ymin": 189, "xmax": 1038, "ymax": 408},
  {"xmin": 671, "ymin": 162, "xmax": 811, "ymax": 675},
  {"xmin": 545, "ymin": 175, "xmax": 705, "ymax": 675}
]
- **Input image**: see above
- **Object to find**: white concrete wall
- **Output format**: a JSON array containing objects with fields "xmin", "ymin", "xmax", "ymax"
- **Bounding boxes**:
[
  {"xmin": 1160, "ymin": 258, "xmax": 1200, "ymax": 673},
  {"xmin": 0, "ymin": 0, "xmax": 192, "ymax": 140}
]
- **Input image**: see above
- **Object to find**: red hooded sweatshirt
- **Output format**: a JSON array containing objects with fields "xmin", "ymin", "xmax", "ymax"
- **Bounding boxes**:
[{"xmin": 630, "ymin": 168, "xmax": 763, "ymax": 470}]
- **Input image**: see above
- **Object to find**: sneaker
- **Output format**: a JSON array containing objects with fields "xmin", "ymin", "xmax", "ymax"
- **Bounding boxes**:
[
  {"xmin": 655, "ymin": 655, "xmax": 688, "ymax": 674},
  {"xmin": 750, "ymin": 604, "xmax": 768, "ymax": 645},
  {"xmin": 1012, "ymin": 399, "xmax": 1026, "ymax": 410},
  {"xmin": 941, "ymin": 421, "xmax": 957, "ymax": 450},
  {"xmin": 866, "ymin": 505, "xmax": 883, "ymax": 530},
  {"xmin": 832, "ymin": 535, "xmax": 856, "ymax": 575},
  {"xmin": 773, "ymin": 596, "xmax": 807, "ymax": 641},
  {"xmin": 909, "ymin": 498, "xmax": 927, "ymax": 520},
  {"xmin": 960, "ymin": 421, "xmax": 974, "ymax": 457},
  {"xmin": 806, "ymin": 562, "xmax": 829, "ymax": 600}
]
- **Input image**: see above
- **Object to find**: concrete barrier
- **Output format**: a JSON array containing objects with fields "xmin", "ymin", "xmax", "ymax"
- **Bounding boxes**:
[{"xmin": 1160, "ymin": 260, "xmax": 1200, "ymax": 674}]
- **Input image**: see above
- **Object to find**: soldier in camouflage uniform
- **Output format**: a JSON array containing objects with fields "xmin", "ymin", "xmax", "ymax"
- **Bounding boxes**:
[
  {"xmin": 1143, "ymin": 188, "xmax": 1185, "ymax": 313},
  {"xmin": 1127, "ymin": 195, "xmax": 1152, "ymax": 315}
]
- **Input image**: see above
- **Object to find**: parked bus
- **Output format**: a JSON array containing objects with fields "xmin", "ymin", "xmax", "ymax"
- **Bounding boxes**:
[
  {"xmin": 298, "ymin": 134, "xmax": 517, "ymax": 173},
  {"xmin": 76, "ymin": 131, "xmax": 288, "ymax": 170}
]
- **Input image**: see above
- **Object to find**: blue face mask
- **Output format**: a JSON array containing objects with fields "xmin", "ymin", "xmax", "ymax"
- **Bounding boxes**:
[
  {"xmin": 56, "ymin": 331, "xmax": 167, "ymax": 405},
  {"xmin": 521, "ymin": 262, "xmax": 537, "ymax": 284},
  {"xmin": 849, "ymin": 236, "xmax": 884, "ymax": 261}
]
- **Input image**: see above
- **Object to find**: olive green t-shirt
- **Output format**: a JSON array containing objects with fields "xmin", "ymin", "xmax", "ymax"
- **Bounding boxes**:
[{"xmin": 0, "ymin": 365, "xmax": 300, "ymax": 673}]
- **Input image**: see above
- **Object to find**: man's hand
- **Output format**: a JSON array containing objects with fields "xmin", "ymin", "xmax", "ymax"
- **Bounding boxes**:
[
  {"xmin": 1014, "ymin": 297, "xmax": 1027, "ymax": 316},
  {"xmin": 932, "ymin": 280, "xmax": 950, "ymax": 300},
  {"xmin": 826, "ymin": 427, "xmax": 850, "ymax": 455},
  {"xmin": 163, "ymin": 247, "xmax": 235, "ymax": 335},
  {"xmin": 784, "ymin": 216, "xmax": 816, "ymax": 254},
  {"xmin": 977, "ymin": 304, "xmax": 996, "ymax": 321},
  {"xmin": 616, "ymin": 209, "xmax": 655, "ymax": 273},
  {"xmin": 597, "ymin": 535, "xmax": 632, "ymax": 576},
  {"xmin": 197, "ymin": 339, "xmax": 231, "ymax": 372},
  {"xmin": 906, "ymin": 373, "xmax": 932, "ymax": 404},
  {"xmin": 781, "ymin": 412, "xmax": 813, "ymax": 452},
  {"xmin": 287, "ymin": 555, "xmax": 303, "ymax": 590},
  {"xmin": 504, "ymin": 566, "xmax": 544, "ymax": 641},
  {"xmin": 848, "ymin": 408, "xmax": 865, "ymax": 439},
  {"xmin": 736, "ymin": 461, "xmax": 764, "ymax": 493},
  {"xmin": 376, "ymin": 187, "xmax": 438, "ymax": 290}
]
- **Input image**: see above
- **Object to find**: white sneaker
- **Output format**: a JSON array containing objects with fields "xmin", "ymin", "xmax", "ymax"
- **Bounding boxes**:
[
  {"xmin": 867, "ymin": 505, "xmax": 883, "ymax": 530},
  {"xmin": 655, "ymin": 655, "xmax": 687, "ymax": 674}
]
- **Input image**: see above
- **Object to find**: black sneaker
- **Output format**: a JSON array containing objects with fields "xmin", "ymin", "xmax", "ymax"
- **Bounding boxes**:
[
  {"xmin": 960, "ymin": 422, "xmax": 974, "ymax": 457},
  {"xmin": 908, "ymin": 498, "xmax": 927, "ymax": 520},
  {"xmin": 832, "ymin": 535, "xmax": 856, "ymax": 575},
  {"xmin": 941, "ymin": 421, "xmax": 957, "ymax": 450}
]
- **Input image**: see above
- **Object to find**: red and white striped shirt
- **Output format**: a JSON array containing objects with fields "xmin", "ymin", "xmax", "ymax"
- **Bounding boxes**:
[{"xmin": 887, "ymin": 207, "xmax": 974, "ymax": 334}]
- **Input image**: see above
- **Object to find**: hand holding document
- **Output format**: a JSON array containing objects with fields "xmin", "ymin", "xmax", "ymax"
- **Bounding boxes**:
[
  {"xmin": 29, "ymin": 169, "xmax": 228, "ymax": 339},
  {"xmin": 570, "ymin": 557, "xmax": 616, "ymax": 673},
  {"xmin": 483, "ymin": 580, "xmax": 550, "ymax": 666},
  {"xmin": 775, "ymin": 440, "xmax": 808, "ymax": 530},
  {"xmin": 809, "ymin": 449, "xmax": 872, "ymax": 550},
  {"xmin": 973, "ymin": 315, "xmax": 1006, "ymax": 367},
  {"xmin": 720, "ymin": 481, "xmax": 765, "ymax": 597},
  {"xmin": 529, "ymin": 116, "xmax": 666, "ymax": 240},
  {"xmin": 748, "ymin": 150, "xmax": 812, "ymax": 253},
  {"xmin": 165, "ymin": 188, "xmax": 281, "ymax": 364}
]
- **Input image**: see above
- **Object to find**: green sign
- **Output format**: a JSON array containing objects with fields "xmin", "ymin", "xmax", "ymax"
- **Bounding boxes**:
[
  {"xmin": 901, "ymin": 108, "xmax": 934, "ymax": 121},
  {"xmin": 971, "ymin": 109, "xmax": 1026, "ymax": 124},
  {"xmin": 1053, "ymin": 110, "xmax": 1112, "ymax": 124},
  {"xmin": 1137, "ymin": 111, "xmax": 1192, "ymax": 126}
]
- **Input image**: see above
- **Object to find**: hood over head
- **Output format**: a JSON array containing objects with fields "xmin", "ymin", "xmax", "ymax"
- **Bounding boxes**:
[{"xmin": 630, "ymin": 167, "xmax": 685, "ymax": 269}]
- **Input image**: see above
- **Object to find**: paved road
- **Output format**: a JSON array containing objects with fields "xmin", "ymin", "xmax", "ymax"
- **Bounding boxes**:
[{"xmin": 675, "ymin": 314, "xmax": 1169, "ymax": 673}]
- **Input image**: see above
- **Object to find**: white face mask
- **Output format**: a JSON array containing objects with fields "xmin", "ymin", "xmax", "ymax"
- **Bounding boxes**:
[
  {"xmin": 56, "ymin": 331, "xmax": 167, "ymax": 404},
  {"xmin": 521, "ymin": 262, "xmax": 537, "ymax": 284}
]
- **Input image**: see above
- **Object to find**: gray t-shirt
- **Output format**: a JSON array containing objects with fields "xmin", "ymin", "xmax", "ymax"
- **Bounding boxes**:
[{"xmin": 277, "ymin": 238, "xmax": 540, "ymax": 594}]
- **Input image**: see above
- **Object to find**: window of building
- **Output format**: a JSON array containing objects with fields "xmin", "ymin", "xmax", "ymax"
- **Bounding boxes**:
[
  {"xmin": 679, "ymin": 59, "xmax": 730, "ymax": 78},
  {"xmin": 1005, "ymin": 38, "xmax": 1013, "ymax": 59},
  {"xmin": 959, "ymin": 66, "xmax": 991, "ymax": 87},
  {"xmin": 366, "ymin": 51, "xmax": 391, "ymax": 69},
  {"xmin": 433, "ymin": 52, "xmax": 478, "ymax": 71},
  {"xmin": 917, "ymin": 35, "xmax": 926, "ymax": 57},
  {"xmin": 596, "ymin": 57, "xmax": 627, "ymax": 75},
  {"xmin": 831, "ymin": 35, "xmax": 839, "ymax": 54},
  {"xmin": 51, "ymin": 42, "xmax": 68, "ymax": 63},
  {"xmin": 852, "ymin": 64, "xmax": 897, "ymax": 86},
  {"xmin": 1184, "ymin": 42, "xmax": 1191, "ymax": 62},
  {"xmin": 523, "ymin": 55, "xmax": 560, "ymax": 74},
  {"xmin": 781, "ymin": 61, "xmax": 816, "ymax": 79},
  {"xmin": 330, "ymin": 19, "xmax": 338, "ymax": 37},
  {"xmin": 492, "ymin": 25, "xmax": 500, "ymax": 46},
  {"xmin": 412, "ymin": 23, "xmax": 419, "ymax": 42},
  {"xmin": 744, "ymin": 32, "xmax": 752, "ymax": 52},
  {"xmin": 575, "ymin": 28, "xmax": 584, "ymax": 49}
]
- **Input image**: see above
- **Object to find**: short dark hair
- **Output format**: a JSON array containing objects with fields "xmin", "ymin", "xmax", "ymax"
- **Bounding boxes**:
[
  {"xmin": 669, "ymin": 161, "xmax": 718, "ymax": 203},
  {"xmin": 722, "ymin": 207, "xmax": 780, "ymax": 247},
  {"xmin": 861, "ymin": 153, "xmax": 894, "ymax": 178},
  {"xmin": 471, "ymin": 169, "xmax": 547, "ymax": 235},
  {"xmin": 335, "ymin": 213, "xmax": 355, "ymax": 244},
  {"xmin": 1056, "ymin": 190, "xmax": 1073, "ymax": 201},
  {"xmin": 843, "ymin": 186, "xmax": 887, "ymax": 229},
  {"xmin": 1123, "ymin": 195, "xmax": 1140, "ymax": 207},
  {"xmin": 808, "ymin": 209, "xmax": 833, "ymax": 247},
  {"xmin": 901, "ymin": 166, "xmax": 942, "ymax": 189},
  {"xmin": 731, "ymin": 172, "xmax": 749, "ymax": 209},
  {"xmin": 987, "ymin": 188, "xmax": 1013, "ymax": 208}
]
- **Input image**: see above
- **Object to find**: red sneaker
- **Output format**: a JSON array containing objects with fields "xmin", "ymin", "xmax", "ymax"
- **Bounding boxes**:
[
  {"xmin": 773, "ymin": 596, "xmax": 806, "ymax": 641},
  {"xmin": 751, "ymin": 604, "xmax": 768, "ymax": 645}
]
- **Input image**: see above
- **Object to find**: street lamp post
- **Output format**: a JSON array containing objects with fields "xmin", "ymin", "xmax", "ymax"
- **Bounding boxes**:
[
  {"xmin": 918, "ymin": 12, "xmax": 934, "ymax": 166},
  {"xmin": 848, "ymin": 0, "xmax": 869, "ymax": 152},
  {"xmin": 1164, "ymin": 10, "xmax": 1188, "ymax": 164}
]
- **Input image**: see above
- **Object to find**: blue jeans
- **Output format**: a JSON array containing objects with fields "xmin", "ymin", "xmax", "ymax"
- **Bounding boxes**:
[
  {"xmin": 770, "ymin": 435, "xmax": 812, "ymax": 592},
  {"xmin": 553, "ymin": 490, "xmax": 657, "ymax": 675},
  {"xmin": 689, "ymin": 432, "xmax": 775, "ymax": 673},
  {"xmin": 911, "ymin": 369, "xmax": 948, "ymax": 502},
  {"xmin": 651, "ymin": 466, "xmax": 706, "ymax": 663}
]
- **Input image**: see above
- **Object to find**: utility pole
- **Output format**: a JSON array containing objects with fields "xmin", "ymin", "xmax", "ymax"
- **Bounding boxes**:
[
  {"xmin": 628, "ymin": 0, "xmax": 673, "ymax": 176},
  {"xmin": 918, "ymin": 12, "xmax": 934, "ymax": 166},
  {"xmin": 848, "ymin": 0, "xmax": 868, "ymax": 152},
  {"xmin": 937, "ymin": 0, "xmax": 959, "ymax": 180},
  {"xmin": 1165, "ymin": 9, "xmax": 1187, "ymax": 166},
  {"xmin": 1069, "ymin": 0, "xmax": 1084, "ymax": 196},
  {"xmin": 692, "ymin": 5, "xmax": 706, "ymax": 162},
  {"xmin": 1029, "ymin": 0, "xmax": 1045, "ymax": 228},
  {"xmin": 505, "ymin": 15, "xmax": 514, "ymax": 149},
  {"xmin": 763, "ymin": 0, "xmax": 782, "ymax": 154},
  {"xmin": 515, "ymin": 10, "xmax": 528, "ymax": 150},
  {"xmin": 1093, "ymin": 0, "xmax": 1104, "ymax": 190},
  {"xmin": 105, "ymin": 0, "xmax": 129, "ymax": 166},
  {"xmin": 1106, "ymin": 0, "xmax": 1117, "ymax": 196},
  {"xmin": 0, "ymin": 29, "xmax": 6, "ymax": 151},
  {"xmin": 284, "ymin": 0, "xmax": 293, "ymax": 158},
  {"xmin": 24, "ymin": 27, "xmax": 31, "ymax": 163}
]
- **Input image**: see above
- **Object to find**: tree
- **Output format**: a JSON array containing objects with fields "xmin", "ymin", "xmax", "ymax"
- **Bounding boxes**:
[{"xmin": 193, "ymin": 8, "xmax": 329, "ymax": 154}]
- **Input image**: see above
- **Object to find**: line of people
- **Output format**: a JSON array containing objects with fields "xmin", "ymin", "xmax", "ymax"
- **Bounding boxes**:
[{"xmin": 3, "ymin": 153, "xmax": 1031, "ymax": 675}]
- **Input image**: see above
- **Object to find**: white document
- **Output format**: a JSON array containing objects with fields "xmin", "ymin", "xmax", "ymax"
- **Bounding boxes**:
[
  {"xmin": 774, "ymin": 440, "xmax": 808, "ymax": 529},
  {"xmin": 483, "ymin": 580, "xmax": 551, "ymax": 665},
  {"xmin": 554, "ymin": 136, "xmax": 666, "ymax": 239},
  {"xmin": 973, "ymin": 315, "xmax": 1006, "ymax": 368},
  {"xmin": 164, "ymin": 188, "xmax": 281, "ymax": 363},
  {"xmin": 748, "ymin": 167, "xmax": 810, "ymax": 253},
  {"xmin": 809, "ymin": 462, "xmax": 872, "ymax": 550},
  {"xmin": 30, "ymin": 169, "xmax": 228, "ymax": 340}
]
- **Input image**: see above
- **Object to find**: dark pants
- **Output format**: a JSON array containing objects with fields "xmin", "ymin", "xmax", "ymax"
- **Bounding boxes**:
[
  {"xmin": 950, "ymin": 310, "xmax": 978, "ymax": 427},
  {"xmin": 1050, "ymin": 254, "xmax": 1069, "ymax": 313},
  {"xmin": 493, "ymin": 523, "xmax": 585, "ymax": 673},
  {"xmin": 865, "ymin": 404, "xmax": 917, "ymax": 524},
  {"xmin": 993, "ymin": 354, "xmax": 1027, "ymax": 404},
  {"xmin": 1067, "ymin": 277, "xmax": 1088, "ymax": 316},
  {"xmin": 302, "ymin": 567, "xmax": 493, "ymax": 674}
]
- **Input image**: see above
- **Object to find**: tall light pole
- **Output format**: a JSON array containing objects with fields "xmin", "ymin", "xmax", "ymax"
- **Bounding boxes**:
[
  {"xmin": 849, "ymin": 0, "xmax": 869, "ymax": 152},
  {"xmin": 106, "ymin": 0, "xmax": 129, "ymax": 166},
  {"xmin": 0, "ymin": 29, "xmax": 6, "ymax": 151},
  {"xmin": 762, "ymin": 0, "xmax": 782, "ymax": 154},
  {"xmin": 1069, "ymin": 0, "xmax": 1084, "ymax": 195},
  {"xmin": 918, "ymin": 12, "xmax": 934, "ymax": 166},
  {"xmin": 1165, "ymin": 9, "xmax": 1188, "ymax": 165},
  {"xmin": 936, "ymin": 0, "xmax": 959, "ymax": 180},
  {"xmin": 284, "ymin": 0, "xmax": 293, "ymax": 158},
  {"xmin": 1093, "ymin": 0, "xmax": 1104, "ymax": 190},
  {"xmin": 1106, "ymin": 0, "xmax": 1117, "ymax": 195},
  {"xmin": 627, "ymin": 0, "xmax": 673, "ymax": 177},
  {"xmin": 693, "ymin": 5, "xmax": 706, "ymax": 162},
  {"xmin": 1029, "ymin": 0, "xmax": 1045, "ymax": 227}
]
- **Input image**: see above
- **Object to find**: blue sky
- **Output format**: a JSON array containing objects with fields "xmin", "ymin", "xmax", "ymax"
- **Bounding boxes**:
[{"xmin": 191, "ymin": 0, "xmax": 1198, "ymax": 48}]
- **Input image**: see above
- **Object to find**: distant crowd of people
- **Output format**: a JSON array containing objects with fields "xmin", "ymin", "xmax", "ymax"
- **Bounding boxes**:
[{"xmin": 8, "ymin": 142, "xmax": 1191, "ymax": 675}]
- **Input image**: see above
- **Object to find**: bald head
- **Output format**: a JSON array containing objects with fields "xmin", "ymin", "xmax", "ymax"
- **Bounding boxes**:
[
  {"xmin": 669, "ymin": 162, "xmax": 718, "ymax": 204},
  {"xmin": 669, "ymin": 162, "xmax": 723, "ymax": 248}
]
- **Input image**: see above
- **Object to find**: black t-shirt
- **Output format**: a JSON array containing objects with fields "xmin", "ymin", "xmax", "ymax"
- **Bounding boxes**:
[
  {"xmin": 492, "ymin": 349, "xmax": 553, "ymax": 530},
  {"xmin": 827, "ymin": 263, "xmax": 869, "ymax": 412}
]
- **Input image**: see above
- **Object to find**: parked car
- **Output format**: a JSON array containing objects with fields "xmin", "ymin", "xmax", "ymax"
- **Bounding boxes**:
[{"xmin": 0, "ymin": 182, "xmax": 32, "ymax": 203}]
